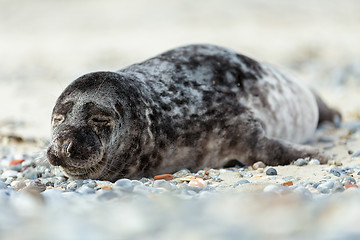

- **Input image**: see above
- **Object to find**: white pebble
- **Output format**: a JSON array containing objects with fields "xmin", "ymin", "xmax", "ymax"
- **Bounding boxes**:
[{"xmin": 309, "ymin": 159, "xmax": 320, "ymax": 165}]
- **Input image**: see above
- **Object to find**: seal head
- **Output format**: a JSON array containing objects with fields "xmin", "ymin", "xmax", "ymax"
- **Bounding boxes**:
[{"xmin": 47, "ymin": 71, "xmax": 140, "ymax": 180}]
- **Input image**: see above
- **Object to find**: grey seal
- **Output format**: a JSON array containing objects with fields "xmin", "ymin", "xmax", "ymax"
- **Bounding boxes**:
[{"xmin": 46, "ymin": 44, "xmax": 340, "ymax": 181}]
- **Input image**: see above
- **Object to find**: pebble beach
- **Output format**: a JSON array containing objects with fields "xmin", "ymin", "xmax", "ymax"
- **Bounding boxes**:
[{"xmin": 1, "ymin": 0, "xmax": 360, "ymax": 239}]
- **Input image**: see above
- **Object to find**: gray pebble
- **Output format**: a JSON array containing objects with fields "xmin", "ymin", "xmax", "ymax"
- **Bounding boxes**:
[
  {"xmin": 210, "ymin": 175, "xmax": 223, "ymax": 182},
  {"xmin": 282, "ymin": 176, "xmax": 295, "ymax": 181},
  {"xmin": 114, "ymin": 179, "xmax": 134, "ymax": 192},
  {"xmin": 266, "ymin": 168, "xmax": 277, "ymax": 176},
  {"xmin": 133, "ymin": 185, "xmax": 152, "ymax": 195},
  {"xmin": 27, "ymin": 180, "xmax": 47, "ymax": 193},
  {"xmin": 97, "ymin": 191, "xmax": 120, "ymax": 201},
  {"xmin": 131, "ymin": 180, "xmax": 143, "ymax": 186},
  {"xmin": 318, "ymin": 136, "xmax": 334, "ymax": 143},
  {"xmin": 173, "ymin": 168, "xmax": 191, "ymax": 178},
  {"xmin": 184, "ymin": 184, "xmax": 203, "ymax": 193},
  {"xmin": 22, "ymin": 160, "xmax": 36, "ymax": 168},
  {"xmin": 332, "ymin": 181, "xmax": 345, "ymax": 193},
  {"xmin": 41, "ymin": 168, "xmax": 55, "ymax": 178},
  {"xmin": 153, "ymin": 179, "xmax": 174, "ymax": 191},
  {"xmin": 5, "ymin": 177, "xmax": 14, "ymax": 185},
  {"xmin": 343, "ymin": 121, "xmax": 360, "ymax": 133},
  {"xmin": 233, "ymin": 179, "xmax": 250, "ymax": 187},
  {"xmin": 323, "ymin": 144, "xmax": 335, "ymax": 150},
  {"xmin": 9, "ymin": 164, "xmax": 22, "ymax": 172},
  {"xmin": 341, "ymin": 176, "xmax": 356, "ymax": 185},
  {"xmin": 293, "ymin": 186, "xmax": 312, "ymax": 199},
  {"xmin": 294, "ymin": 158, "xmax": 308, "ymax": 166},
  {"xmin": 54, "ymin": 177, "xmax": 67, "ymax": 187},
  {"xmin": 352, "ymin": 149, "xmax": 360, "ymax": 158},
  {"xmin": 330, "ymin": 168, "xmax": 348, "ymax": 177},
  {"xmin": 240, "ymin": 172, "xmax": 253, "ymax": 178},
  {"xmin": 23, "ymin": 168, "xmax": 38, "ymax": 179},
  {"xmin": 317, "ymin": 183, "xmax": 331, "ymax": 194},
  {"xmin": 84, "ymin": 180, "xmax": 97, "ymax": 188},
  {"xmin": 77, "ymin": 185, "xmax": 96, "ymax": 194},
  {"xmin": 66, "ymin": 181, "xmax": 79, "ymax": 191},
  {"xmin": 0, "ymin": 181, "xmax": 8, "ymax": 189}
]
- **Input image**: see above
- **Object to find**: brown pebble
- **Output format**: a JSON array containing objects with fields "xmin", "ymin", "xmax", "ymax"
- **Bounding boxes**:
[
  {"xmin": 9, "ymin": 159, "xmax": 25, "ymax": 166},
  {"xmin": 101, "ymin": 185, "xmax": 113, "ymax": 190},
  {"xmin": 154, "ymin": 174, "xmax": 174, "ymax": 181},
  {"xmin": 253, "ymin": 161, "xmax": 266, "ymax": 170},
  {"xmin": 282, "ymin": 181, "xmax": 293, "ymax": 186},
  {"xmin": 345, "ymin": 184, "xmax": 358, "ymax": 189}
]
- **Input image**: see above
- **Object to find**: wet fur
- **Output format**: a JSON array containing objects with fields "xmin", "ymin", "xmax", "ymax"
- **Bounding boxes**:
[{"xmin": 47, "ymin": 44, "xmax": 340, "ymax": 181}]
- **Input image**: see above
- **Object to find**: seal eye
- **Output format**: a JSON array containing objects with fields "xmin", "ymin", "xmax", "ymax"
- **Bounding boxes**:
[
  {"xmin": 89, "ymin": 115, "xmax": 112, "ymax": 126},
  {"xmin": 52, "ymin": 114, "xmax": 65, "ymax": 126}
]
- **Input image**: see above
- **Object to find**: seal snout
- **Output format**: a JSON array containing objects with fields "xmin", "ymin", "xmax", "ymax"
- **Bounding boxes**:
[
  {"xmin": 47, "ymin": 125, "xmax": 103, "ymax": 170},
  {"xmin": 47, "ymin": 138, "xmax": 74, "ymax": 166},
  {"xmin": 54, "ymin": 139, "xmax": 73, "ymax": 158}
]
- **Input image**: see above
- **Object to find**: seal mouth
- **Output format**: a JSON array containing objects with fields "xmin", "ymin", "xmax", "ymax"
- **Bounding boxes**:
[{"xmin": 61, "ymin": 153, "xmax": 107, "ymax": 179}]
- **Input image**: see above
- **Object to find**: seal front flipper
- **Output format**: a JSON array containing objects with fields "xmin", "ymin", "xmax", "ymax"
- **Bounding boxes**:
[{"xmin": 246, "ymin": 137, "xmax": 329, "ymax": 166}]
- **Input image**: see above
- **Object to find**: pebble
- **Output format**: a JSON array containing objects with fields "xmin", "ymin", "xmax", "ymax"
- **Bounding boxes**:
[
  {"xmin": 266, "ymin": 168, "xmax": 277, "ymax": 176},
  {"xmin": 323, "ymin": 144, "xmax": 335, "ymax": 150},
  {"xmin": 294, "ymin": 158, "xmax": 308, "ymax": 166},
  {"xmin": 308, "ymin": 159, "xmax": 320, "ymax": 165},
  {"xmin": 240, "ymin": 172, "xmax": 253, "ymax": 178},
  {"xmin": 113, "ymin": 179, "xmax": 134, "ymax": 192},
  {"xmin": 188, "ymin": 178, "xmax": 207, "ymax": 189},
  {"xmin": 1, "ymin": 170, "xmax": 18, "ymax": 179},
  {"xmin": 352, "ymin": 149, "xmax": 360, "ymax": 158},
  {"xmin": 317, "ymin": 137, "xmax": 334, "ymax": 143},
  {"xmin": 154, "ymin": 174, "xmax": 174, "ymax": 181},
  {"xmin": 26, "ymin": 180, "xmax": 47, "ymax": 193},
  {"xmin": 23, "ymin": 167, "xmax": 38, "ymax": 179},
  {"xmin": 153, "ymin": 179, "xmax": 174, "ymax": 191},
  {"xmin": 340, "ymin": 176, "xmax": 356, "ymax": 185},
  {"xmin": 263, "ymin": 184, "xmax": 285, "ymax": 194},
  {"xmin": 11, "ymin": 180, "xmax": 26, "ymax": 191},
  {"xmin": 173, "ymin": 169, "xmax": 191, "ymax": 178},
  {"xmin": 84, "ymin": 180, "xmax": 97, "ymax": 188},
  {"xmin": 328, "ymin": 160, "xmax": 343, "ymax": 166},
  {"xmin": 282, "ymin": 181, "xmax": 293, "ymax": 186},
  {"xmin": 77, "ymin": 185, "xmax": 96, "ymax": 194},
  {"xmin": 97, "ymin": 190, "xmax": 120, "ymax": 201},
  {"xmin": 317, "ymin": 183, "xmax": 331, "ymax": 194},
  {"xmin": 0, "ymin": 181, "xmax": 8, "ymax": 189},
  {"xmin": 330, "ymin": 168, "xmax": 348, "ymax": 177},
  {"xmin": 332, "ymin": 181, "xmax": 345, "ymax": 193},
  {"xmin": 253, "ymin": 161, "xmax": 266, "ymax": 170},
  {"xmin": 345, "ymin": 184, "xmax": 358, "ymax": 189},
  {"xmin": 233, "ymin": 179, "xmax": 250, "ymax": 187},
  {"xmin": 66, "ymin": 181, "xmax": 79, "ymax": 191}
]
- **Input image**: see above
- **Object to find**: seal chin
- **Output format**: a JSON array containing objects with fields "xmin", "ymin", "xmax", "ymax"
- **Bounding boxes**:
[{"xmin": 61, "ymin": 153, "xmax": 108, "ymax": 180}]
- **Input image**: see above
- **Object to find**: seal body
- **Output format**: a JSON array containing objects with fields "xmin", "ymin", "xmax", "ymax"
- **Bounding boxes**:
[{"xmin": 47, "ymin": 44, "xmax": 340, "ymax": 181}]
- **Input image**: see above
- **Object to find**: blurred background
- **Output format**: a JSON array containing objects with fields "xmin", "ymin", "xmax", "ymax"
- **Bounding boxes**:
[{"xmin": 1, "ymin": 0, "xmax": 359, "ymax": 139}]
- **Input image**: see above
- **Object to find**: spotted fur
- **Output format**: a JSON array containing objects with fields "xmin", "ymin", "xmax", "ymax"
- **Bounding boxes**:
[{"xmin": 47, "ymin": 44, "xmax": 340, "ymax": 181}]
